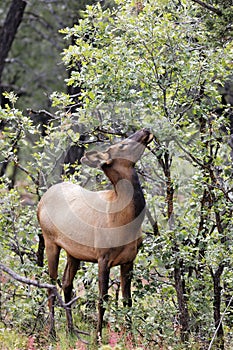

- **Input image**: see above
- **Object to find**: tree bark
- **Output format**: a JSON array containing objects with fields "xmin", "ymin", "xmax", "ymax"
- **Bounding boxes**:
[
  {"xmin": 155, "ymin": 141, "xmax": 190, "ymax": 341},
  {"xmin": 211, "ymin": 265, "xmax": 225, "ymax": 350},
  {"xmin": 174, "ymin": 263, "xmax": 190, "ymax": 341},
  {"xmin": 0, "ymin": 0, "xmax": 27, "ymax": 106},
  {"xmin": 0, "ymin": 263, "xmax": 71, "ymax": 309}
]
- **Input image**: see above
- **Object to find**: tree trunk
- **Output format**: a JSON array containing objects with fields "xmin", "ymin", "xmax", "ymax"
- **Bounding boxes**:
[
  {"xmin": 156, "ymin": 143, "xmax": 190, "ymax": 342},
  {"xmin": 174, "ymin": 262, "xmax": 190, "ymax": 341},
  {"xmin": 0, "ymin": 0, "xmax": 27, "ymax": 106},
  {"xmin": 211, "ymin": 265, "xmax": 224, "ymax": 350}
]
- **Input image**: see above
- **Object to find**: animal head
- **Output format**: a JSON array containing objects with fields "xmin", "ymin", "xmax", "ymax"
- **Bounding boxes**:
[{"xmin": 81, "ymin": 128, "xmax": 153, "ymax": 169}]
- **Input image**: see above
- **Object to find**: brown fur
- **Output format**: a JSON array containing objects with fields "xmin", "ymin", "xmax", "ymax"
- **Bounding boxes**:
[{"xmin": 37, "ymin": 129, "xmax": 153, "ymax": 339}]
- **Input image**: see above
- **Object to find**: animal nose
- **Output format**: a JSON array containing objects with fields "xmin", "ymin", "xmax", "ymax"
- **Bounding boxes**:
[
  {"xmin": 142, "ymin": 128, "xmax": 154, "ymax": 143},
  {"xmin": 128, "ymin": 128, "xmax": 153, "ymax": 144},
  {"xmin": 142, "ymin": 128, "xmax": 152, "ymax": 137},
  {"xmin": 142, "ymin": 128, "xmax": 150, "ymax": 132}
]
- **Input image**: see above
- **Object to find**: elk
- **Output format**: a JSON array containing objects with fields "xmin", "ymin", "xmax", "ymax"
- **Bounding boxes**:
[{"xmin": 37, "ymin": 128, "xmax": 153, "ymax": 339}]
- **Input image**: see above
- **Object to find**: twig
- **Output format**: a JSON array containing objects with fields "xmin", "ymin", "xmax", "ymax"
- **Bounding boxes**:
[
  {"xmin": 27, "ymin": 109, "xmax": 57, "ymax": 119},
  {"xmin": 15, "ymin": 162, "xmax": 39, "ymax": 186},
  {"xmin": 146, "ymin": 208, "xmax": 160, "ymax": 236},
  {"xmin": 94, "ymin": 126, "xmax": 127, "ymax": 137},
  {"xmin": 174, "ymin": 139, "xmax": 204, "ymax": 168}
]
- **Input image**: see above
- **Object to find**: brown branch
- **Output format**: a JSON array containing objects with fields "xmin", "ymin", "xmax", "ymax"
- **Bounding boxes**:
[
  {"xmin": 94, "ymin": 126, "xmax": 127, "ymax": 138},
  {"xmin": 0, "ymin": 263, "xmax": 82, "ymax": 309},
  {"xmin": 15, "ymin": 162, "xmax": 39, "ymax": 186},
  {"xmin": 0, "ymin": 263, "xmax": 89, "ymax": 340},
  {"xmin": 146, "ymin": 208, "xmax": 160, "ymax": 235},
  {"xmin": 0, "ymin": 263, "xmax": 65, "ymax": 308},
  {"xmin": 1, "ymin": 263, "xmax": 54, "ymax": 288},
  {"xmin": 175, "ymin": 139, "xmax": 204, "ymax": 168},
  {"xmin": 27, "ymin": 108, "xmax": 57, "ymax": 120},
  {"xmin": 191, "ymin": 0, "xmax": 223, "ymax": 16}
]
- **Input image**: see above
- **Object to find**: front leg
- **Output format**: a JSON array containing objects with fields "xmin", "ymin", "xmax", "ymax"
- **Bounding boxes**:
[
  {"xmin": 121, "ymin": 261, "xmax": 133, "ymax": 307},
  {"xmin": 45, "ymin": 241, "xmax": 61, "ymax": 338},
  {"xmin": 97, "ymin": 257, "xmax": 110, "ymax": 340},
  {"xmin": 48, "ymin": 282, "xmax": 57, "ymax": 339},
  {"xmin": 62, "ymin": 254, "xmax": 80, "ymax": 333},
  {"xmin": 121, "ymin": 262, "xmax": 133, "ymax": 328}
]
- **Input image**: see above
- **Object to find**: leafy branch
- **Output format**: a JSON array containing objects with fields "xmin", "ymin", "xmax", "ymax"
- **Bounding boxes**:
[
  {"xmin": 0, "ymin": 263, "xmax": 78, "ymax": 310},
  {"xmin": 191, "ymin": 0, "xmax": 223, "ymax": 16}
]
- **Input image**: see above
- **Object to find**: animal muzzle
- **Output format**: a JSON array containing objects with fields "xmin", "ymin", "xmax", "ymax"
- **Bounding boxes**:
[{"xmin": 128, "ymin": 128, "xmax": 154, "ymax": 145}]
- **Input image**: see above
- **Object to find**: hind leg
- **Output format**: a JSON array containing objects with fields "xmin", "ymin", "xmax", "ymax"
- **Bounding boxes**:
[
  {"xmin": 62, "ymin": 253, "xmax": 80, "ymax": 332},
  {"xmin": 45, "ymin": 240, "xmax": 61, "ymax": 337}
]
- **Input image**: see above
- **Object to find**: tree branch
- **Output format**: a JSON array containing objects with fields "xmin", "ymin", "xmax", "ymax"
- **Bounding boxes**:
[
  {"xmin": 0, "ymin": 263, "xmax": 81, "ymax": 309},
  {"xmin": 0, "ymin": 263, "xmax": 65, "ymax": 309},
  {"xmin": 191, "ymin": 0, "xmax": 223, "ymax": 16},
  {"xmin": 14, "ymin": 161, "xmax": 39, "ymax": 186},
  {"xmin": 27, "ymin": 108, "xmax": 57, "ymax": 120},
  {"xmin": 0, "ymin": 262, "xmax": 89, "ymax": 340}
]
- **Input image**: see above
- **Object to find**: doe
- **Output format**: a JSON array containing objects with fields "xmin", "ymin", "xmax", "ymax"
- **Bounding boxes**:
[{"xmin": 37, "ymin": 128, "xmax": 153, "ymax": 339}]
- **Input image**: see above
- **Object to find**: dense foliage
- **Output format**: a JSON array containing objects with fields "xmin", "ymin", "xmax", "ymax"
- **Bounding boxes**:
[{"xmin": 0, "ymin": 1, "xmax": 233, "ymax": 349}]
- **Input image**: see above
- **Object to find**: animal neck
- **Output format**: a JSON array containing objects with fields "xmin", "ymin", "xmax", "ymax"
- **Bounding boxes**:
[
  {"xmin": 129, "ymin": 168, "xmax": 146, "ymax": 217},
  {"xmin": 103, "ymin": 164, "xmax": 146, "ymax": 217}
]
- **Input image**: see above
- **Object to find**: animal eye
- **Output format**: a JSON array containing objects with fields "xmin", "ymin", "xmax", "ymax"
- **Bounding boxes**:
[{"xmin": 119, "ymin": 144, "xmax": 126, "ymax": 149}]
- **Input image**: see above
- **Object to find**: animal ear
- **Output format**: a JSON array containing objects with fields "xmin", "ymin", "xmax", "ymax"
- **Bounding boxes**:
[{"xmin": 81, "ymin": 150, "xmax": 112, "ymax": 168}]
